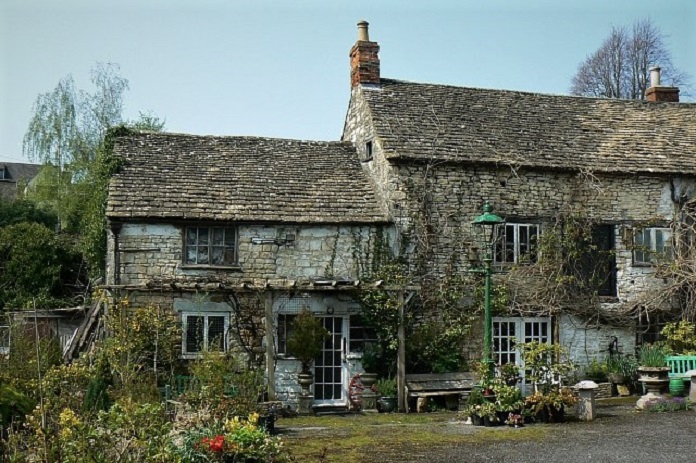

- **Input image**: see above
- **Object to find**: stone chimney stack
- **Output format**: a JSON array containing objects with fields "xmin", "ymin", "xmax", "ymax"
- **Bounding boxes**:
[
  {"xmin": 645, "ymin": 66, "xmax": 680, "ymax": 102},
  {"xmin": 350, "ymin": 20, "xmax": 380, "ymax": 88}
]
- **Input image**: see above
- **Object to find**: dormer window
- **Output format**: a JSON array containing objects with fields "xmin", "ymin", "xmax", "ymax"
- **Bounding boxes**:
[
  {"xmin": 0, "ymin": 166, "xmax": 6, "ymax": 180},
  {"xmin": 361, "ymin": 140, "xmax": 373, "ymax": 162}
]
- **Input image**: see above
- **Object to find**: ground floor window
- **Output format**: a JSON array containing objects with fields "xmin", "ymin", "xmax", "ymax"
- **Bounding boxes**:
[
  {"xmin": 277, "ymin": 313, "xmax": 297, "ymax": 355},
  {"xmin": 181, "ymin": 313, "xmax": 229, "ymax": 357},
  {"xmin": 0, "ymin": 323, "xmax": 9, "ymax": 355}
]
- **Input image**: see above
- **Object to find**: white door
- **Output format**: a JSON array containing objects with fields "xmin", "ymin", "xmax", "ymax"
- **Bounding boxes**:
[{"xmin": 313, "ymin": 316, "xmax": 348, "ymax": 406}]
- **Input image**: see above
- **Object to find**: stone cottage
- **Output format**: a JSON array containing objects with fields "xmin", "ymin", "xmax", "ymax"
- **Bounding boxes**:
[
  {"xmin": 104, "ymin": 21, "xmax": 696, "ymax": 408},
  {"xmin": 105, "ymin": 134, "xmax": 391, "ymax": 407},
  {"xmin": 342, "ymin": 21, "xmax": 696, "ymax": 373}
]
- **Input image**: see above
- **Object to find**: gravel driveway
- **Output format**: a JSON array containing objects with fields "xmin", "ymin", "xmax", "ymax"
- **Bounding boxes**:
[
  {"xmin": 405, "ymin": 401, "xmax": 696, "ymax": 463},
  {"xmin": 280, "ymin": 399, "xmax": 696, "ymax": 463}
]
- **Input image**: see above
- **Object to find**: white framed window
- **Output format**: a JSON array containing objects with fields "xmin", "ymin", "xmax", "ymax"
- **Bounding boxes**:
[
  {"xmin": 181, "ymin": 313, "xmax": 229, "ymax": 357},
  {"xmin": 495, "ymin": 223, "xmax": 540, "ymax": 264},
  {"xmin": 633, "ymin": 227, "xmax": 673, "ymax": 265},
  {"xmin": 184, "ymin": 226, "xmax": 238, "ymax": 266},
  {"xmin": 348, "ymin": 315, "xmax": 377, "ymax": 353}
]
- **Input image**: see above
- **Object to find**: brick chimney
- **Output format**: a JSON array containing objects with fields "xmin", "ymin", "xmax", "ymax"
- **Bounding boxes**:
[
  {"xmin": 349, "ymin": 20, "xmax": 380, "ymax": 88},
  {"xmin": 645, "ymin": 66, "xmax": 680, "ymax": 102}
]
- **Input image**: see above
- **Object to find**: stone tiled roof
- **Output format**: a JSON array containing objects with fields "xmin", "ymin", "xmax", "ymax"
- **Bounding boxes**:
[
  {"xmin": 107, "ymin": 132, "xmax": 388, "ymax": 223},
  {"xmin": 362, "ymin": 79, "xmax": 696, "ymax": 174},
  {"xmin": 0, "ymin": 162, "xmax": 41, "ymax": 200}
]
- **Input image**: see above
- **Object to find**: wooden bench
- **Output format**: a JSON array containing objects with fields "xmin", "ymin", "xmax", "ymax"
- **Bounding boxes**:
[
  {"xmin": 666, "ymin": 355, "xmax": 696, "ymax": 380},
  {"xmin": 404, "ymin": 372, "xmax": 478, "ymax": 412}
]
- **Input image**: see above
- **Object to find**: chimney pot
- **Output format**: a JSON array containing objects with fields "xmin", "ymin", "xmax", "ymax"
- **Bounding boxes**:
[
  {"xmin": 650, "ymin": 66, "xmax": 661, "ymax": 87},
  {"xmin": 349, "ymin": 20, "xmax": 380, "ymax": 88},
  {"xmin": 357, "ymin": 20, "xmax": 370, "ymax": 42},
  {"xmin": 645, "ymin": 65, "xmax": 679, "ymax": 102}
]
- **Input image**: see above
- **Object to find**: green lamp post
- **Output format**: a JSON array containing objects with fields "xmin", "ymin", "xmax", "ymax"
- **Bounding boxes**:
[{"xmin": 471, "ymin": 202, "xmax": 505, "ymax": 377}]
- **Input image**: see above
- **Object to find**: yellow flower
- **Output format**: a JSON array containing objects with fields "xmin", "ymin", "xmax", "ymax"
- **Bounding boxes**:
[{"xmin": 248, "ymin": 412, "xmax": 259, "ymax": 425}]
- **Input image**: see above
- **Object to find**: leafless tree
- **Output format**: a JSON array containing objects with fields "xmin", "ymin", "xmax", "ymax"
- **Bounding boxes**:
[{"xmin": 570, "ymin": 19, "xmax": 691, "ymax": 100}]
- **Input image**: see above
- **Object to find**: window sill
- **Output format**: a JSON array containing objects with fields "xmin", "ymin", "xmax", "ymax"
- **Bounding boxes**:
[
  {"xmin": 598, "ymin": 296, "xmax": 619, "ymax": 304},
  {"xmin": 181, "ymin": 264, "xmax": 242, "ymax": 271}
]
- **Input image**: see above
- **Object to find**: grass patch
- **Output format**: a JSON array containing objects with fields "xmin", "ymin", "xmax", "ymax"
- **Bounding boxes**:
[{"xmin": 278, "ymin": 412, "xmax": 550, "ymax": 463}]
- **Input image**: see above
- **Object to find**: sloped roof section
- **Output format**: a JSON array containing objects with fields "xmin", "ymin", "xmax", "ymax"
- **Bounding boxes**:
[
  {"xmin": 107, "ymin": 132, "xmax": 389, "ymax": 223},
  {"xmin": 362, "ymin": 79, "xmax": 696, "ymax": 174},
  {"xmin": 0, "ymin": 162, "xmax": 41, "ymax": 200}
]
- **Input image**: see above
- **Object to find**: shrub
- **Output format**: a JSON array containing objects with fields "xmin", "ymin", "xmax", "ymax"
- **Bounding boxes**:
[{"xmin": 661, "ymin": 321, "xmax": 696, "ymax": 355}]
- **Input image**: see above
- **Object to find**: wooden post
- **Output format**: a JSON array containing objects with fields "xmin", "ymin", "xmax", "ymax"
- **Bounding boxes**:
[
  {"xmin": 397, "ymin": 290, "xmax": 406, "ymax": 412},
  {"xmin": 264, "ymin": 292, "xmax": 276, "ymax": 401}
]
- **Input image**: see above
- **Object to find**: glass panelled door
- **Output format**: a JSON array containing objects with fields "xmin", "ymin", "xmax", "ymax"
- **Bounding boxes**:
[
  {"xmin": 493, "ymin": 317, "xmax": 551, "ymax": 395},
  {"xmin": 493, "ymin": 320, "xmax": 517, "ymax": 366},
  {"xmin": 313, "ymin": 317, "xmax": 346, "ymax": 405}
]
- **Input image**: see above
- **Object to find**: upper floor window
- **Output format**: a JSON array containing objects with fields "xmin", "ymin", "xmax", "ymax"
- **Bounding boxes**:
[
  {"xmin": 495, "ymin": 223, "xmax": 540, "ymax": 264},
  {"xmin": 634, "ymin": 227, "xmax": 673, "ymax": 265},
  {"xmin": 185, "ymin": 226, "xmax": 237, "ymax": 266},
  {"xmin": 0, "ymin": 167, "xmax": 6, "ymax": 180}
]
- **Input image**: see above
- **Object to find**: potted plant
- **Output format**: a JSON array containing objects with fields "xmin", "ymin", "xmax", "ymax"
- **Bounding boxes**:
[
  {"xmin": 637, "ymin": 344, "xmax": 669, "ymax": 389},
  {"xmin": 287, "ymin": 308, "xmax": 330, "ymax": 396},
  {"xmin": 636, "ymin": 344, "xmax": 670, "ymax": 408},
  {"xmin": 359, "ymin": 343, "xmax": 380, "ymax": 388},
  {"xmin": 499, "ymin": 363, "xmax": 521, "ymax": 386},
  {"xmin": 492, "ymin": 381, "xmax": 524, "ymax": 423},
  {"xmin": 375, "ymin": 377, "xmax": 398, "ymax": 413}
]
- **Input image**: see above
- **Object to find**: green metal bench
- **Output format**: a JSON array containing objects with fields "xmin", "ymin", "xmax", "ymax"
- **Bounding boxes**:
[
  {"xmin": 666, "ymin": 355, "xmax": 696, "ymax": 380},
  {"xmin": 172, "ymin": 375, "xmax": 238, "ymax": 397}
]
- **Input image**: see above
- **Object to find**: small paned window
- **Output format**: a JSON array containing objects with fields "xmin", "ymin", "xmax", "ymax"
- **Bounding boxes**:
[
  {"xmin": 182, "ymin": 313, "xmax": 228, "ymax": 356},
  {"xmin": 0, "ymin": 325, "xmax": 9, "ymax": 354},
  {"xmin": 185, "ymin": 226, "xmax": 237, "ymax": 266},
  {"xmin": 277, "ymin": 314, "xmax": 297, "ymax": 355},
  {"xmin": 634, "ymin": 227, "xmax": 673, "ymax": 265},
  {"xmin": 349, "ymin": 315, "xmax": 377, "ymax": 353},
  {"xmin": 494, "ymin": 223, "xmax": 540, "ymax": 264}
]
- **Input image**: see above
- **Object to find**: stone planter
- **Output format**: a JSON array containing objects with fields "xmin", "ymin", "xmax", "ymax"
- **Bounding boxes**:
[
  {"xmin": 298, "ymin": 372, "xmax": 314, "ymax": 395},
  {"xmin": 636, "ymin": 366, "xmax": 670, "ymax": 410},
  {"xmin": 360, "ymin": 372, "xmax": 378, "ymax": 388}
]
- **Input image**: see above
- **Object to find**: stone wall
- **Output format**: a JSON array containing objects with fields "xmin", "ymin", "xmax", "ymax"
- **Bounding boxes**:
[
  {"xmin": 108, "ymin": 223, "xmax": 392, "ymax": 286},
  {"xmin": 559, "ymin": 314, "xmax": 635, "ymax": 368}
]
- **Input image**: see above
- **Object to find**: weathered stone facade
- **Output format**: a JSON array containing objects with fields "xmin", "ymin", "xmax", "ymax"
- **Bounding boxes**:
[
  {"xmin": 108, "ymin": 223, "xmax": 390, "ymax": 286},
  {"xmin": 343, "ymin": 79, "xmax": 696, "ymax": 367}
]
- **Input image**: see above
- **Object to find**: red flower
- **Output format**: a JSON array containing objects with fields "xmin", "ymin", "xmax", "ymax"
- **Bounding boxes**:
[{"xmin": 200, "ymin": 435, "xmax": 225, "ymax": 453}]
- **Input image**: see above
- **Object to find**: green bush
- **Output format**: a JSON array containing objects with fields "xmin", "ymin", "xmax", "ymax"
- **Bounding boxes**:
[
  {"xmin": 0, "ymin": 384, "xmax": 34, "ymax": 427},
  {"xmin": 0, "ymin": 222, "xmax": 86, "ymax": 310}
]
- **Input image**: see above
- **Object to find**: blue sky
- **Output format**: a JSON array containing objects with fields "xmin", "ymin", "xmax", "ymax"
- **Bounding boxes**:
[{"xmin": 1, "ymin": 0, "xmax": 695, "ymax": 163}]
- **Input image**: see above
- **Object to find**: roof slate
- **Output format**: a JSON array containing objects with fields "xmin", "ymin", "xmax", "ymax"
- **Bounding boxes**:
[
  {"xmin": 107, "ymin": 133, "xmax": 388, "ymax": 223},
  {"xmin": 361, "ymin": 79, "xmax": 696, "ymax": 174}
]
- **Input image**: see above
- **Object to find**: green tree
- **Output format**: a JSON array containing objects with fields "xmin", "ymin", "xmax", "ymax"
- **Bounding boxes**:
[
  {"xmin": 0, "ymin": 199, "xmax": 57, "ymax": 229},
  {"xmin": 22, "ymin": 63, "xmax": 164, "ymax": 277}
]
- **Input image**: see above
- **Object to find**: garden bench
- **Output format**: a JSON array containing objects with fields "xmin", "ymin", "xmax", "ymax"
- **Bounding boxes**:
[
  {"xmin": 666, "ymin": 355, "xmax": 696, "ymax": 380},
  {"xmin": 404, "ymin": 372, "xmax": 478, "ymax": 412},
  {"xmin": 172, "ymin": 375, "xmax": 238, "ymax": 397}
]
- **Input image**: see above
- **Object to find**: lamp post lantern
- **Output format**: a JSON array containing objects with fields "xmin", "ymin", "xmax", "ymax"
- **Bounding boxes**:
[{"xmin": 471, "ymin": 202, "xmax": 505, "ymax": 377}]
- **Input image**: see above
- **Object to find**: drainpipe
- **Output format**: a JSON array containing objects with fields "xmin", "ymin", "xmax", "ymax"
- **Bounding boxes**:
[{"xmin": 110, "ymin": 223, "xmax": 122, "ymax": 285}]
